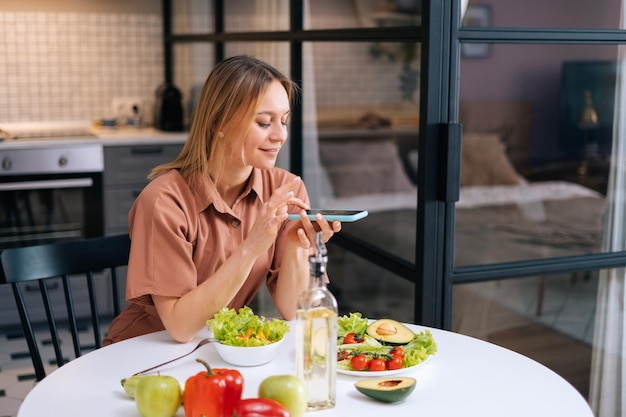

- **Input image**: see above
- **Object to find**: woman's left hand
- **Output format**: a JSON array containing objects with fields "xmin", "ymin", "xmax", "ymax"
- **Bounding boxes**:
[{"xmin": 287, "ymin": 210, "xmax": 342, "ymax": 251}]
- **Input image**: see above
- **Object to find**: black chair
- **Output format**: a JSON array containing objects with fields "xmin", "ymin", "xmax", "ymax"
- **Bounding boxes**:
[{"xmin": 0, "ymin": 234, "xmax": 130, "ymax": 381}]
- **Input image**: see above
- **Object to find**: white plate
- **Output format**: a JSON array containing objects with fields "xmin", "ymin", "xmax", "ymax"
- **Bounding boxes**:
[{"xmin": 337, "ymin": 355, "xmax": 431, "ymax": 377}]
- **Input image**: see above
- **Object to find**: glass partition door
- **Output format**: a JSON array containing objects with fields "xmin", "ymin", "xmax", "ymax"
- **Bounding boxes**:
[{"xmin": 449, "ymin": 1, "xmax": 626, "ymax": 415}]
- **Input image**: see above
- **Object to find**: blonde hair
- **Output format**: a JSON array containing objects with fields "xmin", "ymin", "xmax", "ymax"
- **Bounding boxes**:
[{"xmin": 149, "ymin": 55, "xmax": 298, "ymax": 188}]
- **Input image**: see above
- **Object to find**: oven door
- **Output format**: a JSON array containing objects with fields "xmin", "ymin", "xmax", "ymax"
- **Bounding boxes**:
[{"xmin": 0, "ymin": 172, "xmax": 103, "ymax": 250}]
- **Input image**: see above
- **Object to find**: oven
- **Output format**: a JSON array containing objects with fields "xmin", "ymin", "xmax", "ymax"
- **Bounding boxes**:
[
  {"xmin": 0, "ymin": 143, "xmax": 104, "ymax": 250},
  {"xmin": 0, "ymin": 141, "xmax": 119, "ymax": 329}
]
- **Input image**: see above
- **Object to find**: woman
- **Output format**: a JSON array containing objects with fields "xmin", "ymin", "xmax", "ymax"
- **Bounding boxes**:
[{"xmin": 104, "ymin": 55, "xmax": 341, "ymax": 344}]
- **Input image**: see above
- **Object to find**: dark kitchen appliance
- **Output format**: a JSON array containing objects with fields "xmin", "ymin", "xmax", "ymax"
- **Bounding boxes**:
[
  {"xmin": 154, "ymin": 83, "xmax": 184, "ymax": 131},
  {"xmin": 0, "ymin": 143, "xmax": 104, "ymax": 248},
  {"xmin": 0, "ymin": 142, "xmax": 106, "ymax": 328}
]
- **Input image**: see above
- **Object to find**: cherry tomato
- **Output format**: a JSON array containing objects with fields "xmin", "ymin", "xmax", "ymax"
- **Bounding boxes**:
[
  {"xmin": 337, "ymin": 350, "xmax": 351, "ymax": 361},
  {"xmin": 390, "ymin": 346, "xmax": 405, "ymax": 358},
  {"xmin": 350, "ymin": 354, "xmax": 369, "ymax": 371},
  {"xmin": 368, "ymin": 357, "xmax": 387, "ymax": 372},
  {"xmin": 342, "ymin": 333, "xmax": 358, "ymax": 344},
  {"xmin": 386, "ymin": 355, "xmax": 403, "ymax": 370}
]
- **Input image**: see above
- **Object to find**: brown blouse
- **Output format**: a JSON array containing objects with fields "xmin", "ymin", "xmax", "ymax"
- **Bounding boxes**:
[{"xmin": 103, "ymin": 167, "xmax": 308, "ymax": 345}]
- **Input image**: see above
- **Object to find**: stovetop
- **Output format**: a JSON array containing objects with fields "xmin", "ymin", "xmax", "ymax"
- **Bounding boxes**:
[
  {"xmin": 0, "ymin": 122, "xmax": 104, "ymax": 175},
  {"xmin": 0, "ymin": 121, "xmax": 95, "ymax": 141}
]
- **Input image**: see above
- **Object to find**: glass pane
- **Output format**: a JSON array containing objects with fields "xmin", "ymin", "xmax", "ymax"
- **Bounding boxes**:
[
  {"xmin": 452, "ymin": 270, "xmax": 598, "ymax": 400},
  {"xmin": 172, "ymin": 42, "xmax": 292, "ymax": 131},
  {"xmin": 172, "ymin": 43, "xmax": 215, "ymax": 129},
  {"xmin": 455, "ymin": 43, "xmax": 618, "ymax": 266},
  {"xmin": 171, "ymin": 0, "xmax": 291, "ymax": 34},
  {"xmin": 225, "ymin": 0, "xmax": 290, "ymax": 32},
  {"xmin": 224, "ymin": 42, "xmax": 291, "ymax": 75},
  {"xmin": 307, "ymin": 41, "xmax": 420, "ymax": 262},
  {"xmin": 327, "ymin": 241, "xmax": 415, "ymax": 324},
  {"xmin": 171, "ymin": 0, "xmax": 214, "ymax": 34},
  {"xmin": 0, "ymin": 189, "xmax": 85, "ymax": 249},
  {"xmin": 461, "ymin": 1, "xmax": 621, "ymax": 30},
  {"xmin": 308, "ymin": 0, "xmax": 422, "ymax": 30}
]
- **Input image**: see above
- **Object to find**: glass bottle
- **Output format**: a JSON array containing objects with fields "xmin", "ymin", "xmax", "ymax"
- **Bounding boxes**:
[{"xmin": 295, "ymin": 231, "xmax": 338, "ymax": 411}]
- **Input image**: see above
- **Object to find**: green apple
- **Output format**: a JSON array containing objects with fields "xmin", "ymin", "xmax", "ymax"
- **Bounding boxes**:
[
  {"xmin": 121, "ymin": 375, "xmax": 148, "ymax": 399},
  {"xmin": 135, "ymin": 375, "xmax": 181, "ymax": 417},
  {"xmin": 258, "ymin": 375, "xmax": 307, "ymax": 417}
]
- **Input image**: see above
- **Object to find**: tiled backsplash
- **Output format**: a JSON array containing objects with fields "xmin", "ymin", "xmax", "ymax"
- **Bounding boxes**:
[
  {"xmin": 0, "ymin": 8, "xmax": 416, "ymax": 126},
  {"xmin": 0, "ymin": 11, "xmax": 163, "ymax": 124}
]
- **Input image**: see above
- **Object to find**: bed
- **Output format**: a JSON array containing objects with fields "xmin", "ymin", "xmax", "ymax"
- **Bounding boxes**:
[{"xmin": 315, "ymin": 101, "xmax": 607, "ymax": 323}]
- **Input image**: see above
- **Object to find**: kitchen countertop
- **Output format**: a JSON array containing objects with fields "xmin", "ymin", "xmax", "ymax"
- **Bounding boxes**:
[
  {"xmin": 91, "ymin": 126, "xmax": 188, "ymax": 146},
  {"xmin": 0, "ymin": 124, "xmax": 188, "ymax": 149}
]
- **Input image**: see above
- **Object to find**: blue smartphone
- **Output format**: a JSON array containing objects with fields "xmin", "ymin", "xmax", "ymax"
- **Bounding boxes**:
[{"xmin": 287, "ymin": 209, "xmax": 368, "ymax": 222}]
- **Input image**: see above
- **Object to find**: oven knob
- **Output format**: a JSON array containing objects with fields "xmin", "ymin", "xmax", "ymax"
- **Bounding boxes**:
[
  {"xmin": 58, "ymin": 156, "xmax": 68, "ymax": 168},
  {"xmin": 2, "ymin": 156, "xmax": 11, "ymax": 171}
]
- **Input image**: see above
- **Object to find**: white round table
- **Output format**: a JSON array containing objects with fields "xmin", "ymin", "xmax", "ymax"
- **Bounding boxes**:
[{"xmin": 17, "ymin": 323, "xmax": 593, "ymax": 417}]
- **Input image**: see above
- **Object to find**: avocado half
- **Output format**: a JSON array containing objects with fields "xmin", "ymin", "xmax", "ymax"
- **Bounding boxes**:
[
  {"xmin": 355, "ymin": 377, "xmax": 416, "ymax": 403},
  {"xmin": 366, "ymin": 319, "xmax": 415, "ymax": 345}
]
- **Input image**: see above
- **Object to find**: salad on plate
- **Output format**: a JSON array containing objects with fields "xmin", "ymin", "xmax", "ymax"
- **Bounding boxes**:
[{"xmin": 336, "ymin": 312, "xmax": 437, "ymax": 374}]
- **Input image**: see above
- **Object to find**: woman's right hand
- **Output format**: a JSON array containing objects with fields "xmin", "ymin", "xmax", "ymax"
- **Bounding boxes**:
[{"xmin": 245, "ymin": 177, "xmax": 308, "ymax": 257}]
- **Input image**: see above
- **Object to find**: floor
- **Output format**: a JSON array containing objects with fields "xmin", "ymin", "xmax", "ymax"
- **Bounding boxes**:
[
  {"xmin": 453, "ymin": 272, "xmax": 598, "ymax": 346},
  {"xmin": 488, "ymin": 322, "xmax": 592, "ymax": 397},
  {"xmin": 0, "ymin": 323, "xmax": 108, "ymax": 417},
  {"xmin": 454, "ymin": 272, "xmax": 598, "ymax": 399},
  {"xmin": 0, "ymin": 272, "xmax": 598, "ymax": 416}
]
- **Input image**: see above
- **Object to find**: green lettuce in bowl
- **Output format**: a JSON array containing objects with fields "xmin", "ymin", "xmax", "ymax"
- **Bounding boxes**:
[{"xmin": 206, "ymin": 306, "xmax": 289, "ymax": 347}]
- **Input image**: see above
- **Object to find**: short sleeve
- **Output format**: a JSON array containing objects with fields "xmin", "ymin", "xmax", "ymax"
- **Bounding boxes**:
[{"xmin": 125, "ymin": 173, "xmax": 199, "ymax": 305}]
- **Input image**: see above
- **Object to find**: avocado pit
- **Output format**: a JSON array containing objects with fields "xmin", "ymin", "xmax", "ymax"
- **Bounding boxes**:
[
  {"xmin": 366, "ymin": 319, "xmax": 415, "ymax": 345},
  {"xmin": 355, "ymin": 376, "xmax": 416, "ymax": 403},
  {"xmin": 378, "ymin": 379, "xmax": 404, "ymax": 388},
  {"xmin": 375, "ymin": 322, "xmax": 398, "ymax": 336}
]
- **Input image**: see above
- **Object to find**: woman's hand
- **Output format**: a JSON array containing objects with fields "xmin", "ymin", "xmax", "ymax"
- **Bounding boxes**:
[
  {"xmin": 245, "ymin": 177, "xmax": 308, "ymax": 257},
  {"xmin": 288, "ymin": 210, "xmax": 342, "ymax": 251},
  {"xmin": 273, "ymin": 208, "xmax": 341, "ymax": 320}
]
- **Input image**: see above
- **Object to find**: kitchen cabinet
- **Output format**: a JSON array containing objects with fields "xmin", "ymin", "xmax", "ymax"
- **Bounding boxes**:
[
  {"xmin": 103, "ymin": 143, "xmax": 184, "ymax": 235},
  {"xmin": 100, "ymin": 142, "xmax": 184, "ymax": 325}
]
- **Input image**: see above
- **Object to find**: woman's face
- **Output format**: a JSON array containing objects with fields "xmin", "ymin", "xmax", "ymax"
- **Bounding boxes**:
[{"xmin": 242, "ymin": 80, "xmax": 290, "ymax": 170}]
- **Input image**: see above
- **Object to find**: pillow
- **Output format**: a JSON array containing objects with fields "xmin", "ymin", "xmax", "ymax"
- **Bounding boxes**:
[
  {"xmin": 319, "ymin": 139, "xmax": 416, "ymax": 198},
  {"xmin": 461, "ymin": 132, "xmax": 521, "ymax": 186}
]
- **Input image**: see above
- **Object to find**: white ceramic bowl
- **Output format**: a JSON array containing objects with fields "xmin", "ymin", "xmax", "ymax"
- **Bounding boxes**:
[{"xmin": 214, "ymin": 337, "xmax": 284, "ymax": 367}]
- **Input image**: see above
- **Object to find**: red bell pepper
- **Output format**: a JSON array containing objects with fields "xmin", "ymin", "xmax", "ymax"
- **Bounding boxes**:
[
  {"xmin": 233, "ymin": 398, "xmax": 292, "ymax": 417},
  {"xmin": 183, "ymin": 358, "xmax": 244, "ymax": 417}
]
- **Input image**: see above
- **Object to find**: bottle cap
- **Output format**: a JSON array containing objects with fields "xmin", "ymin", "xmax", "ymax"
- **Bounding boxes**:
[{"xmin": 309, "ymin": 231, "xmax": 328, "ymax": 277}]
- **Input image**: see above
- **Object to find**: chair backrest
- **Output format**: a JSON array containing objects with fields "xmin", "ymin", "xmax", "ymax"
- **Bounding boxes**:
[{"xmin": 0, "ymin": 234, "xmax": 130, "ymax": 381}]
